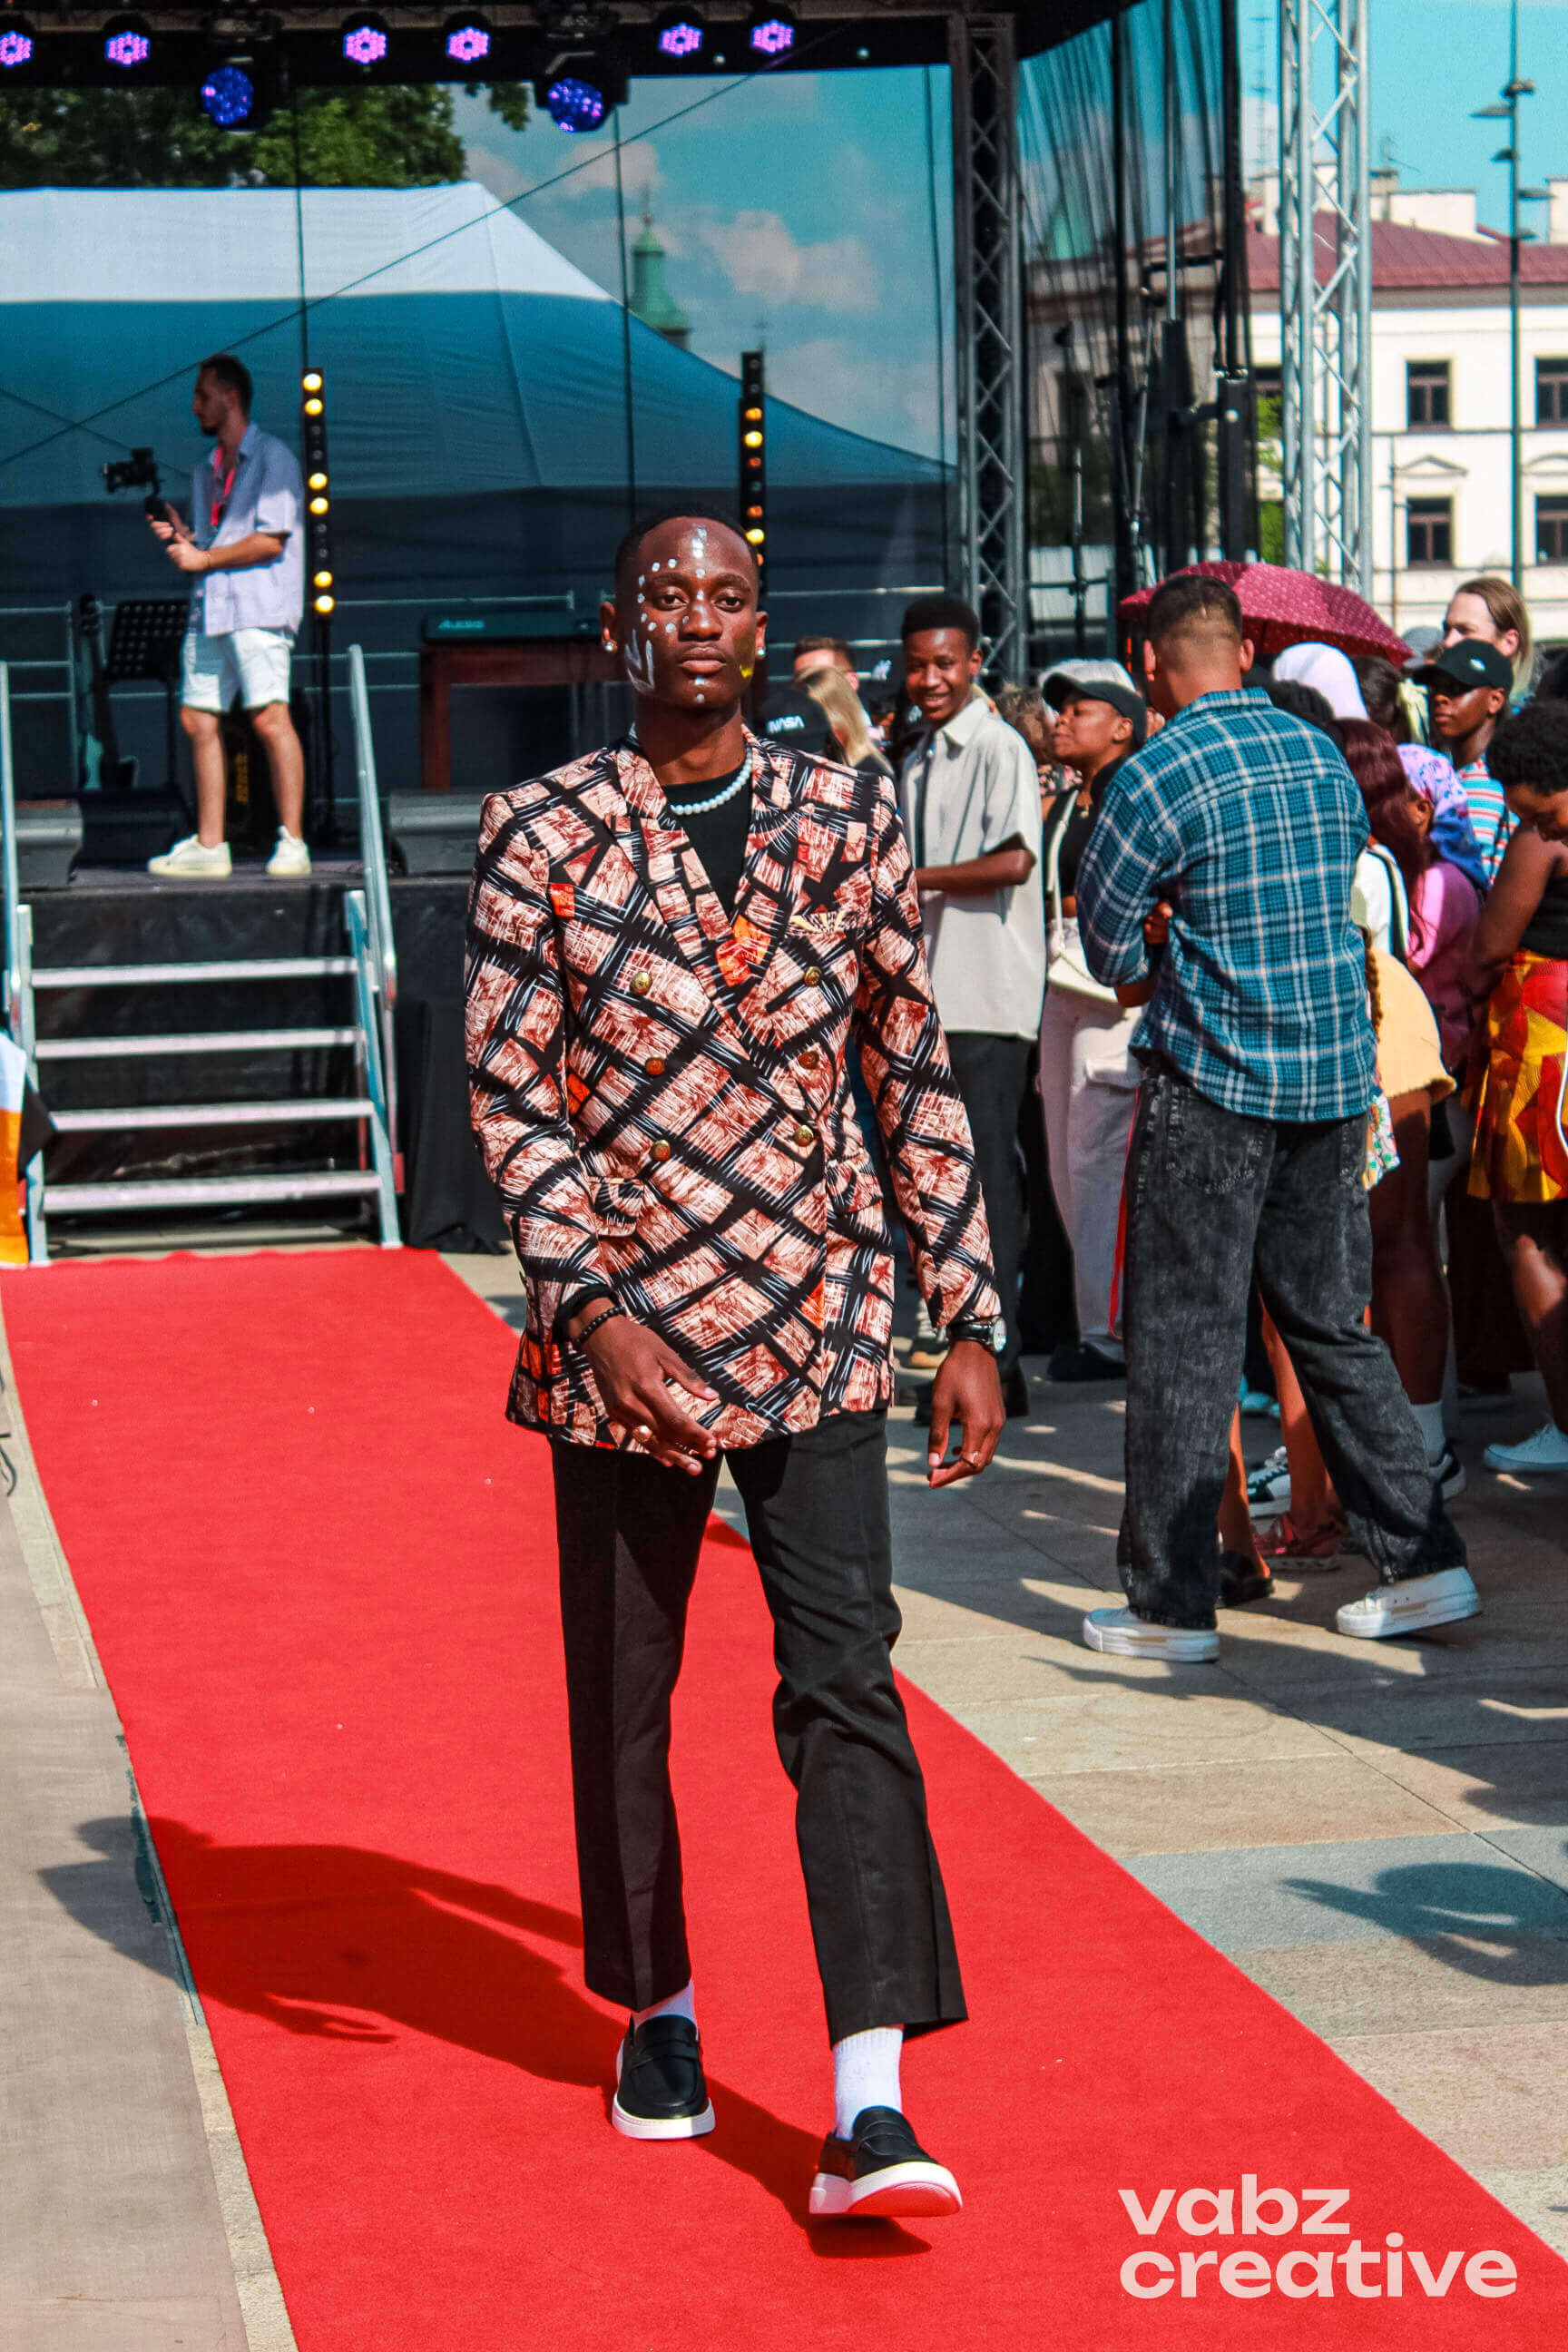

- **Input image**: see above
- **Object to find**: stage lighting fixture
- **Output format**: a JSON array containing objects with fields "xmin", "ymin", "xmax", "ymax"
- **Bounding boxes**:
[
  {"xmin": 747, "ymin": 6, "xmax": 796, "ymax": 58},
  {"xmin": 544, "ymin": 73, "xmax": 605, "ymax": 132},
  {"xmin": 738, "ymin": 349, "xmax": 767, "ymax": 586},
  {"xmin": 340, "ymin": 12, "xmax": 389, "ymax": 67},
  {"xmin": 300, "ymin": 367, "xmax": 335, "ymax": 619},
  {"xmin": 201, "ymin": 61, "xmax": 256, "ymax": 125},
  {"xmin": 442, "ymin": 12, "xmax": 491, "ymax": 65},
  {"xmin": 0, "ymin": 17, "xmax": 35, "ymax": 68},
  {"xmin": 654, "ymin": 7, "xmax": 704, "ymax": 60},
  {"xmin": 103, "ymin": 14, "xmax": 152, "ymax": 67}
]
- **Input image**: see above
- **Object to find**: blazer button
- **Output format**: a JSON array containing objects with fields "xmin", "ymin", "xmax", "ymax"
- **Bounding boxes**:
[
  {"xmin": 646, "ymin": 1056, "xmax": 666, "ymax": 1077},
  {"xmin": 802, "ymin": 965, "xmax": 821, "ymax": 986},
  {"xmin": 798, "ymin": 1046, "xmax": 820, "ymax": 1069},
  {"xmin": 650, "ymin": 1139, "xmax": 671, "ymax": 1163},
  {"xmin": 630, "ymin": 971, "xmax": 652, "ymax": 996},
  {"xmin": 793, "ymin": 1122, "xmax": 816, "ymax": 1148}
]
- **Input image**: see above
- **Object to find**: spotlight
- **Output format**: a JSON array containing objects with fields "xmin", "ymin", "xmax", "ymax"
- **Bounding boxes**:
[
  {"xmin": 201, "ymin": 61, "xmax": 256, "ymax": 126},
  {"xmin": 0, "ymin": 16, "xmax": 35, "ymax": 68},
  {"xmin": 301, "ymin": 367, "xmax": 335, "ymax": 622},
  {"xmin": 739, "ymin": 349, "xmax": 767, "ymax": 587},
  {"xmin": 339, "ymin": 12, "xmax": 389, "ymax": 67},
  {"xmin": 442, "ymin": 11, "xmax": 491, "ymax": 65},
  {"xmin": 543, "ymin": 72, "xmax": 606, "ymax": 132},
  {"xmin": 747, "ymin": 5, "xmax": 796, "ymax": 57},
  {"xmin": 654, "ymin": 6, "xmax": 704, "ymax": 60},
  {"xmin": 102, "ymin": 12, "xmax": 152, "ymax": 66}
]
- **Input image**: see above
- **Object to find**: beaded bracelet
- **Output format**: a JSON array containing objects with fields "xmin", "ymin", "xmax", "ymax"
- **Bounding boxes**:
[{"xmin": 573, "ymin": 1300, "xmax": 622, "ymax": 1348}]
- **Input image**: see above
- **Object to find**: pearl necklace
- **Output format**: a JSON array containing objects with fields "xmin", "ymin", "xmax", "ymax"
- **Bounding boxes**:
[{"xmin": 662, "ymin": 746, "xmax": 754, "ymax": 818}]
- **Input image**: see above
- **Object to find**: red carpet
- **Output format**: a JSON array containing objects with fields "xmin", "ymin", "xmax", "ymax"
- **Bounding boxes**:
[{"xmin": 7, "ymin": 1250, "xmax": 1565, "ymax": 2350}]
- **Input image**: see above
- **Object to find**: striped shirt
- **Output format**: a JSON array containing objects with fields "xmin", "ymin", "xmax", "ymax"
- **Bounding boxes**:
[
  {"xmin": 1454, "ymin": 757, "xmax": 1515, "ymax": 887},
  {"xmin": 1075, "ymin": 688, "xmax": 1378, "ymax": 1124}
]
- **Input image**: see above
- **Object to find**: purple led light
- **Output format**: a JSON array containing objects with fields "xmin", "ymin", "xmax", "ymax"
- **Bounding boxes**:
[
  {"xmin": 749, "ymin": 16, "xmax": 795, "ymax": 55},
  {"xmin": 446, "ymin": 23, "xmax": 489, "ymax": 61},
  {"xmin": 658, "ymin": 20, "xmax": 701, "ymax": 56},
  {"xmin": 0, "ymin": 26, "xmax": 33, "ymax": 64},
  {"xmin": 106, "ymin": 29, "xmax": 151, "ymax": 64},
  {"xmin": 343, "ymin": 24, "xmax": 387, "ymax": 64}
]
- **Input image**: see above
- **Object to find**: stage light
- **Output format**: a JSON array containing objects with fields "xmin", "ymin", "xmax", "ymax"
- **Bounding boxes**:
[
  {"xmin": 308, "ymin": 470, "xmax": 328, "ymax": 491},
  {"xmin": 654, "ymin": 7, "xmax": 704, "ymax": 60},
  {"xmin": 302, "ymin": 370, "xmax": 323, "ymax": 394},
  {"xmin": 313, "ymin": 570, "xmax": 334, "ymax": 590},
  {"xmin": 314, "ymin": 594, "xmax": 336, "ymax": 616},
  {"xmin": 103, "ymin": 13, "xmax": 152, "ymax": 66},
  {"xmin": 340, "ymin": 12, "xmax": 389, "ymax": 67},
  {"xmin": 739, "ymin": 349, "xmax": 767, "ymax": 587},
  {"xmin": 201, "ymin": 62, "xmax": 256, "ymax": 126},
  {"xmin": 747, "ymin": 6, "xmax": 796, "ymax": 58},
  {"xmin": 544, "ymin": 73, "xmax": 605, "ymax": 132},
  {"xmin": 0, "ymin": 17, "xmax": 35, "ymax": 68},
  {"xmin": 442, "ymin": 12, "xmax": 490, "ymax": 65},
  {"xmin": 301, "ymin": 366, "xmax": 335, "ymax": 627},
  {"xmin": 303, "ymin": 395, "xmax": 324, "ymax": 416}
]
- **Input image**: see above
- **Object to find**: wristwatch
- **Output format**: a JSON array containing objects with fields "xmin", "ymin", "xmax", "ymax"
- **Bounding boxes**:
[{"xmin": 945, "ymin": 1313, "xmax": 1004, "ymax": 1351}]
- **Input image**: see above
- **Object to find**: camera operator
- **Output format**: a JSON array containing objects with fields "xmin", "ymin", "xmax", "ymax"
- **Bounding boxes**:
[{"xmin": 147, "ymin": 353, "xmax": 309, "ymax": 878}]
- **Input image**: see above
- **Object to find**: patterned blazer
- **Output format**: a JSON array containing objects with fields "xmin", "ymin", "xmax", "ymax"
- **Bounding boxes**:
[{"xmin": 466, "ymin": 730, "xmax": 1000, "ymax": 1450}]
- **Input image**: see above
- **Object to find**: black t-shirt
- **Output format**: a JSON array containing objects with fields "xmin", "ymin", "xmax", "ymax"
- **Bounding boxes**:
[{"xmin": 665, "ymin": 757, "xmax": 753, "ymax": 921}]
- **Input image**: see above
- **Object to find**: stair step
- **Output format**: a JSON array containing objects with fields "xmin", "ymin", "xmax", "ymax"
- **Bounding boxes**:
[
  {"xmin": 44, "ymin": 1171, "xmax": 385, "ymax": 1215},
  {"xmin": 51, "ymin": 1100, "xmax": 376, "ymax": 1134},
  {"xmin": 36, "ymin": 1028, "xmax": 363, "ymax": 1062},
  {"xmin": 33, "ymin": 957, "xmax": 356, "ymax": 988}
]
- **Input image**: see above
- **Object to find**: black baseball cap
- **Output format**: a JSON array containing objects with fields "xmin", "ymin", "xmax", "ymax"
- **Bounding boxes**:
[
  {"xmin": 1044, "ymin": 671, "xmax": 1148, "ymax": 747},
  {"xmin": 1414, "ymin": 641, "xmax": 1514, "ymax": 695}
]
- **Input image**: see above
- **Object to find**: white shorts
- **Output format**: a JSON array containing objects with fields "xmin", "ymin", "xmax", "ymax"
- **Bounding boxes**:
[{"xmin": 181, "ymin": 625, "xmax": 292, "ymax": 714}]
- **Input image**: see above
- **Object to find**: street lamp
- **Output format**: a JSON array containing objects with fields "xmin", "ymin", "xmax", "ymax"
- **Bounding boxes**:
[{"xmin": 1473, "ymin": 0, "xmax": 1548, "ymax": 591}]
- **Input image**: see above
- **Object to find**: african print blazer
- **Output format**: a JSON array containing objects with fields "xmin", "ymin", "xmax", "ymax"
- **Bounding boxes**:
[{"xmin": 466, "ymin": 730, "xmax": 1001, "ymax": 1450}]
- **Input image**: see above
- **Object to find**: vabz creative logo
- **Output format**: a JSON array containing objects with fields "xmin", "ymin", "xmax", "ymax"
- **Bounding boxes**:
[{"xmin": 1118, "ymin": 2179, "xmax": 1519, "ymax": 2301}]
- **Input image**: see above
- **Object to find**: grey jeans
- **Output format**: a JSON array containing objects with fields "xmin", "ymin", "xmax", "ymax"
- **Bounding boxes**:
[{"xmin": 1120, "ymin": 1062, "xmax": 1466, "ymax": 1629}]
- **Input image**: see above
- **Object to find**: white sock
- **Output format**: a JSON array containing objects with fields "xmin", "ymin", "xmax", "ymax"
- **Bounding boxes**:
[
  {"xmin": 632, "ymin": 1980, "xmax": 696, "ymax": 2032},
  {"xmin": 832, "ymin": 2026, "xmax": 903, "ymax": 2139},
  {"xmin": 1411, "ymin": 1399, "xmax": 1447, "ymax": 1464}
]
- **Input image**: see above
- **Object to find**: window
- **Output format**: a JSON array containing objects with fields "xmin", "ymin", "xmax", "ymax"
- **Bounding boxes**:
[
  {"xmin": 1407, "ymin": 498, "xmax": 1453, "ymax": 567},
  {"xmin": 1406, "ymin": 362, "xmax": 1451, "ymax": 429},
  {"xmin": 1538, "ymin": 361, "xmax": 1568, "ymax": 425},
  {"xmin": 1537, "ymin": 496, "xmax": 1568, "ymax": 565}
]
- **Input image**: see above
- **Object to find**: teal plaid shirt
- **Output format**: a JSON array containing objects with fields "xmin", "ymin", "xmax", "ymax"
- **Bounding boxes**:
[{"xmin": 1075, "ymin": 689, "xmax": 1378, "ymax": 1124}]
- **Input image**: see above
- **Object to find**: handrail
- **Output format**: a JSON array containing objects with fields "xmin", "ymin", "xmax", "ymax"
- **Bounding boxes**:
[
  {"xmin": 1, "ymin": 662, "xmax": 20, "ymax": 1044},
  {"xmin": 347, "ymin": 642, "xmax": 400, "ymax": 1186}
]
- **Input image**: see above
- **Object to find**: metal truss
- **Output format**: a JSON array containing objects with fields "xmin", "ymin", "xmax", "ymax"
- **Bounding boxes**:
[
  {"xmin": 950, "ymin": 10, "xmax": 1026, "ymax": 677},
  {"xmin": 1279, "ymin": 0, "xmax": 1371, "ymax": 591}
]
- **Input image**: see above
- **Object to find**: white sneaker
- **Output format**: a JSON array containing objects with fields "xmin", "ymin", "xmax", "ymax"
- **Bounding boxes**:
[
  {"xmin": 1082, "ymin": 1607, "xmax": 1220, "ymax": 1662},
  {"xmin": 1247, "ymin": 1445, "xmax": 1291, "ymax": 1521},
  {"xmin": 1336, "ymin": 1565, "xmax": 1480, "ymax": 1641},
  {"xmin": 266, "ymin": 828, "xmax": 312, "ymax": 877},
  {"xmin": 148, "ymin": 833, "xmax": 231, "ymax": 877},
  {"xmin": 1484, "ymin": 1421, "xmax": 1568, "ymax": 1475}
]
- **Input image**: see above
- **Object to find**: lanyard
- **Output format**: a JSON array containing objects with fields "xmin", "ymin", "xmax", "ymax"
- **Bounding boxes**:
[{"xmin": 211, "ymin": 446, "xmax": 240, "ymax": 532}]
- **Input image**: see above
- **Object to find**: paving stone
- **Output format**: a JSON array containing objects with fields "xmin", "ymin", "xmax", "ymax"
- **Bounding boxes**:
[
  {"xmin": 1331, "ymin": 2020, "xmax": 1568, "ymax": 2174},
  {"xmin": 1232, "ymin": 1934, "xmax": 1568, "ymax": 2042},
  {"xmin": 1043, "ymin": 1754, "xmax": 1461, "ymax": 1857}
]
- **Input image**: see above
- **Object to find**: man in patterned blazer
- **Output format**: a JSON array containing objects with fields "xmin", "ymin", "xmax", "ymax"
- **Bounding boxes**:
[{"xmin": 466, "ymin": 511, "xmax": 1004, "ymax": 2220}]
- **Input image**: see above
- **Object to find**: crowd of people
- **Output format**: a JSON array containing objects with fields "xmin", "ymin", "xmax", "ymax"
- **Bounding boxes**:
[{"xmin": 789, "ymin": 567, "xmax": 1568, "ymax": 1653}]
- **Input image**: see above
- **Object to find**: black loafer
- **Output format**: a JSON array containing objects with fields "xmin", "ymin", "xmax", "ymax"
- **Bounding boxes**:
[
  {"xmin": 1047, "ymin": 1341, "xmax": 1125, "ymax": 1384},
  {"xmin": 808, "ymin": 2105, "xmax": 962, "ymax": 2219},
  {"xmin": 611, "ymin": 2014, "xmax": 715, "ymax": 2141}
]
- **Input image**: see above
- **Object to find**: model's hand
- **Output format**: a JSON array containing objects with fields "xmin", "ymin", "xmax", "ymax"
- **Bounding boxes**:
[
  {"xmin": 926, "ymin": 1338, "xmax": 1005, "ymax": 1487},
  {"xmin": 164, "ymin": 537, "xmax": 209, "ymax": 574},
  {"xmin": 583, "ymin": 1315, "xmax": 720, "ymax": 1475}
]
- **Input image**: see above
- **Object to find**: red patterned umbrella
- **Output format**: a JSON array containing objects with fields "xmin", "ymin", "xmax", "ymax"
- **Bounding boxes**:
[{"xmin": 1119, "ymin": 562, "xmax": 1410, "ymax": 665}]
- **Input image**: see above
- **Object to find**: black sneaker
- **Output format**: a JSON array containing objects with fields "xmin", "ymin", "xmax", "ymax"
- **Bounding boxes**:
[
  {"xmin": 1220, "ymin": 1551, "xmax": 1272, "ymax": 1607},
  {"xmin": 1047, "ymin": 1341, "xmax": 1125, "ymax": 1384},
  {"xmin": 611, "ymin": 2014, "xmax": 715, "ymax": 2141},
  {"xmin": 808, "ymin": 2105, "xmax": 962, "ymax": 2220},
  {"xmin": 1431, "ymin": 1444, "xmax": 1467, "ymax": 1502}
]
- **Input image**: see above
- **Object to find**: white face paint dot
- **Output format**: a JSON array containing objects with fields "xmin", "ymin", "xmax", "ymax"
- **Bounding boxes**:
[{"xmin": 651, "ymin": 561, "xmax": 661, "ymax": 572}]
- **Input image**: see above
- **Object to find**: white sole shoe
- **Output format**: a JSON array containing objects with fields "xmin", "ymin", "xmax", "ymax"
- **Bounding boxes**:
[
  {"xmin": 1083, "ymin": 1607, "xmax": 1220, "ymax": 1662},
  {"xmin": 808, "ymin": 2158, "xmax": 962, "ymax": 2220},
  {"xmin": 1336, "ymin": 1566, "xmax": 1480, "ymax": 1641},
  {"xmin": 148, "ymin": 836, "xmax": 232, "ymax": 878},
  {"xmin": 610, "ymin": 2090, "xmax": 715, "ymax": 2141},
  {"xmin": 267, "ymin": 838, "xmax": 312, "ymax": 877}
]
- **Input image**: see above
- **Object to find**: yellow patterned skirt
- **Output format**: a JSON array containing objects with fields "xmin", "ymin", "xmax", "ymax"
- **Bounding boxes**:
[{"xmin": 1468, "ymin": 951, "xmax": 1568, "ymax": 1204}]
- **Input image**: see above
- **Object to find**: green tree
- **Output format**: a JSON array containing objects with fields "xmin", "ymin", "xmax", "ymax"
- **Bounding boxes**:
[{"xmin": 0, "ymin": 83, "xmax": 527, "ymax": 190}]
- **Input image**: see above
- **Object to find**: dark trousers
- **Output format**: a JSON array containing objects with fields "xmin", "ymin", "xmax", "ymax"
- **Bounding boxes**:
[
  {"xmin": 550, "ymin": 1408, "xmax": 965, "ymax": 2045},
  {"xmin": 946, "ymin": 1031, "xmax": 1033, "ymax": 1377},
  {"xmin": 1121, "ymin": 1063, "xmax": 1465, "ymax": 1629}
]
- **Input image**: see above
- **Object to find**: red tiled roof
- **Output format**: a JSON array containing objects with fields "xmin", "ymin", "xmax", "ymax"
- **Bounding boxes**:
[{"xmin": 1248, "ymin": 215, "xmax": 1568, "ymax": 293}]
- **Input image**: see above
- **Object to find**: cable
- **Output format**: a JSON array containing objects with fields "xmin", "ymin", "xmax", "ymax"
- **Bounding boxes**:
[
  {"xmin": 612, "ymin": 111, "xmax": 637, "ymax": 531},
  {"xmin": 923, "ymin": 63, "xmax": 950, "ymax": 591},
  {"xmin": 0, "ymin": 24, "xmax": 866, "ymax": 484}
]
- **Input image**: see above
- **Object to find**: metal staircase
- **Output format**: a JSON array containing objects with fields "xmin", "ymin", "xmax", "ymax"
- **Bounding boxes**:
[{"xmin": 2, "ymin": 645, "xmax": 401, "ymax": 1262}]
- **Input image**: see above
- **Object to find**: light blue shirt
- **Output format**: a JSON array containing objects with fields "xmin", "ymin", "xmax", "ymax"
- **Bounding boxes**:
[{"xmin": 190, "ymin": 420, "xmax": 303, "ymax": 637}]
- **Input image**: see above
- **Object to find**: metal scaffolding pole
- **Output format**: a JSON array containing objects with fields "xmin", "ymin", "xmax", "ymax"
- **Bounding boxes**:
[
  {"xmin": 1278, "ymin": 0, "xmax": 1371, "ymax": 590},
  {"xmin": 950, "ymin": 9, "xmax": 1026, "ymax": 676}
]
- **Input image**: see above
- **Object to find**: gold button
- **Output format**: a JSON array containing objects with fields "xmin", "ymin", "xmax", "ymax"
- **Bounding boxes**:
[
  {"xmin": 793, "ymin": 1122, "xmax": 816, "ymax": 1148},
  {"xmin": 650, "ymin": 1139, "xmax": 671, "ymax": 1163},
  {"xmin": 803, "ymin": 965, "xmax": 821, "ymax": 986},
  {"xmin": 798, "ymin": 1046, "xmax": 820, "ymax": 1069},
  {"xmin": 630, "ymin": 971, "xmax": 652, "ymax": 996},
  {"xmin": 646, "ymin": 1056, "xmax": 666, "ymax": 1077}
]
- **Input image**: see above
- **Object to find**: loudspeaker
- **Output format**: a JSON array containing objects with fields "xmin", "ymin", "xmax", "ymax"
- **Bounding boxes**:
[
  {"xmin": 386, "ymin": 792, "xmax": 485, "ymax": 877},
  {"xmin": 13, "ymin": 799, "xmax": 84, "ymax": 890}
]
